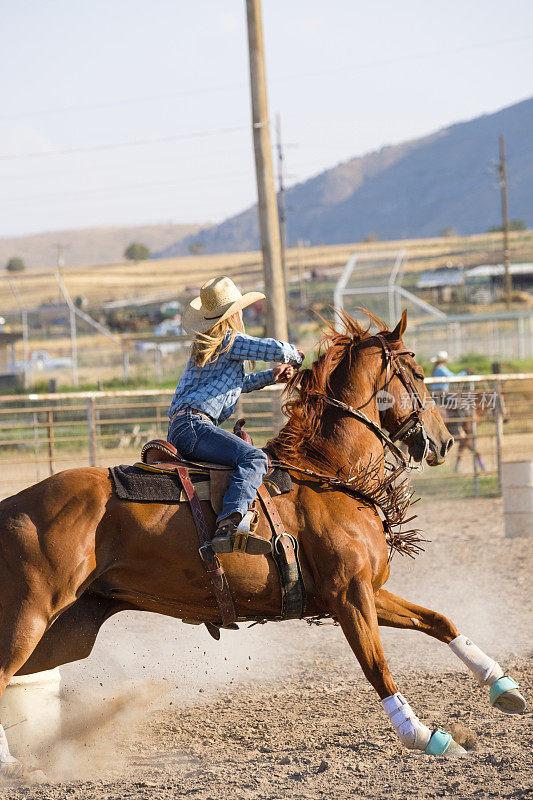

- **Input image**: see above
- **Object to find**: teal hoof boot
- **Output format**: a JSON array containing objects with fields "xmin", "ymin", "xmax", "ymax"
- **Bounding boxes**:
[
  {"xmin": 490, "ymin": 677, "xmax": 526, "ymax": 714},
  {"xmin": 425, "ymin": 729, "xmax": 467, "ymax": 757}
]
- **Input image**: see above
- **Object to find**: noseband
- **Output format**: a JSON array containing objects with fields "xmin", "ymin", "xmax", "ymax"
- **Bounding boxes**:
[{"xmin": 313, "ymin": 334, "xmax": 430, "ymax": 473}]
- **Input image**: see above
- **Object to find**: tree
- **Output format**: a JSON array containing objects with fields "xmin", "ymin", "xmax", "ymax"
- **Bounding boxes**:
[
  {"xmin": 488, "ymin": 219, "xmax": 527, "ymax": 233},
  {"xmin": 440, "ymin": 227, "xmax": 456, "ymax": 237},
  {"xmin": 188, "ymin": 241, "xmax": 206, "ymax": 255},
  {"xmin": 362, "ymin": 232, "xmax": 379, "ymax": 243},
  {"xmin": 124, "ymin": 242, "xmax": 150, "ymax": 261},
  {"xmin": 6, "ymin": 257, "xmax": 25, "ymax": 272}
]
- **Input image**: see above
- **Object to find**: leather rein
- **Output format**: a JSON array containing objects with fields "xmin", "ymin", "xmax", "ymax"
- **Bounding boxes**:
[{"xmin": 276, "ymin": 333, "xmax": 430, "ymax": 486}]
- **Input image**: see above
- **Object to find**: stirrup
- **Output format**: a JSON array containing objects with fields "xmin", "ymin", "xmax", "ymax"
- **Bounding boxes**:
[{"xmin": 209, "ymin": 510, "xmax": 271, "ymax": 556}]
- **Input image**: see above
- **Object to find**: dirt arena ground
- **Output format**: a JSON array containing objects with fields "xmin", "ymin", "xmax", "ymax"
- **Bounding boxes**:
[{"xmin": 0, "ymin": 496, "xmax": 531, "ymax": 799}]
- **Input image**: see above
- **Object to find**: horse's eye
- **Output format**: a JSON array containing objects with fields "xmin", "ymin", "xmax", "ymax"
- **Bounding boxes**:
[{"xmin": 413, "ymin": 370, "xmax": 424, "ymax": 381}]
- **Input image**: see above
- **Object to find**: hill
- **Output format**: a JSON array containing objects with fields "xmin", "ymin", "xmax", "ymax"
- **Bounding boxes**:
[
  {"xmin": 0, "ymin": 222, "xmax": 205, "ymax": 271},
  {"xmin": 158, "ymin": 96, "xmax": 533, "ymax": 256}
]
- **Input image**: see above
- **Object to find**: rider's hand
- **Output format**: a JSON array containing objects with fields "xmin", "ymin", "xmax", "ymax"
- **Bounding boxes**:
[{"xmin": 273, "ymin": 364, "xmax": 295, "ymax": 383}]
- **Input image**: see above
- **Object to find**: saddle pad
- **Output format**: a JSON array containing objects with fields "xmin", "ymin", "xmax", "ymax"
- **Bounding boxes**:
[
  {"xmin": 109, "ymin": 463, "xmax": 293, "ymax": 508},
  {"xmin": 264, "ymin": 467, "xmax": 293, "ymax": 496},
  {"xmin": 109, "ymin": 465, "xmax": 209, "ymax": 504}
]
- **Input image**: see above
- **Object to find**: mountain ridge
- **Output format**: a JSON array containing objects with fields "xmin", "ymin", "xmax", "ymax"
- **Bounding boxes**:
[{"xmin": 158, "ymin": 96, "xmax": 533, "ymax": 256}]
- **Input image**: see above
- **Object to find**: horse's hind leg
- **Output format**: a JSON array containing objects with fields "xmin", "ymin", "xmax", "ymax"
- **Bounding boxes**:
[
  {"xmin": 324, "ymin": 574, "xmax": 466, "ymax": 756},
  {"xmin": 374, "ymin": 588, "xmax": 526, "ymax": 714},
  {"xmin": 0, "ymin": 587, "xmax": 111, "ymax": 772}
]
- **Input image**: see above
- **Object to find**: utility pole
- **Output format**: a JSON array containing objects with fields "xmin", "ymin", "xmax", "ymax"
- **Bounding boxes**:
[
  {"xmin": 245, "ymin": 0, "xmax": 288, "ymax": 340},
  {"xmin": 297, "ymin": 238, "xmax": 308, "ymax": 306},
  {"xmin": 276, "ymin": 113, "xmax": 291, "ymax": 330},
  {"xmin": 54, "ymin": 270, "xmax": 79, "ymax": 387},
  {"xmin": 8, "ymin": 278, "xmax": 30, "ymax": 389},
  {"xmin": 275, "ymin": 114, "xmax": 288, "ymax": 281},
  {"xmin": 56, "ymin": 243, "xmax": 65, "ymax": 268},
  {"xmin": 498, "ymin": 134, "xmax": 512, "ymax": 308}
]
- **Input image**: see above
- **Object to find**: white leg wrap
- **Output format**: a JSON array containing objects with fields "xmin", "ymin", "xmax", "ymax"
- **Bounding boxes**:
[
  {"xmin": 449, "ymin": 634, "xmax": 504, "ymax": 686},
  {"xmin": 0, "ymin": 724, "xmax": 18, "ymax": 764},
  {"xmin": 382, "ymin": 692, "xmax": 432, "ymax": 750}
]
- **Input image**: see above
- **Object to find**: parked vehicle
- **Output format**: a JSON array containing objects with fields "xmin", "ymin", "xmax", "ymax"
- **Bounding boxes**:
[
  {"xmin": 134, "ymin": 319, "xmax": 186, "ymax": 353},
  {"xmin": 12, "ymin": 350, "xmax": 73, "ymax": 372}
]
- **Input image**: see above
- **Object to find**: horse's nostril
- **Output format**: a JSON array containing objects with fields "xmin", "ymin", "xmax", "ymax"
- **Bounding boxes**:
[{"xmin": 440, "ymin": 438, "xmax": 453, "ymax": 458}]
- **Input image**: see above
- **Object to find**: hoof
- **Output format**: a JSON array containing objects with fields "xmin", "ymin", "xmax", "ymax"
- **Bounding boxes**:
[
  {"xmin": 444, "ymin": 738, "xmax": 469, "ymax": 757},
  {"xmin": 493, "ymin": 687, "xmax": 527, "ymax": 714},
  {"xmin": 490, "ymin": 677, "xmax": 526, "ymax": 714},
  {"xmin": 0, "ymin": 757, "xmax": 23, "ymax": 780}
]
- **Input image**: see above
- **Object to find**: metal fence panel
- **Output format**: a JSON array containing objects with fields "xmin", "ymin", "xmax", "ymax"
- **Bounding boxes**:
[{"xmin": 1, "ymin": 377, "xmax": 533, "ymax": 501}]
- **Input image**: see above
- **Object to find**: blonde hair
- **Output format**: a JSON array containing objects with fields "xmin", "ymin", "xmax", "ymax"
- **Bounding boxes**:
[{"xmin": 191, "ymin": 314, "xmax": 244, "ymax": 368}]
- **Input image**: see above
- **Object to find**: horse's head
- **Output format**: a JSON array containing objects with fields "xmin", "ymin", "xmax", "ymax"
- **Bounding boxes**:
[
  {"xmin": 377, "ymin": 310, "xmax": 453, "ymax": 466},
  {"xmin": 272, "ymin": 309, "xmax": 453, "ymax": 473}
]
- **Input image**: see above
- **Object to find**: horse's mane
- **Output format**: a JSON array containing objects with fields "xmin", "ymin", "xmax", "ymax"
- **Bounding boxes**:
[
  {"xmin": 269, "ymin": 309, "xmax": 424, "ymax": 559},
  {"xmin": 269, "ymin": 309, "xmax": 388, "ymax": 466}
]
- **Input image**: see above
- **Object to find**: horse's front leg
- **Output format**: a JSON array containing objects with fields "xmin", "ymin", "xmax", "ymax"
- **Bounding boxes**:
[
  {"xmin": 375, "ymin": 588, "xmax": 526, "ymax": 714},
  {"xmin": 322, "ymin": 564, "xmax": 467, "ymax": 756}
]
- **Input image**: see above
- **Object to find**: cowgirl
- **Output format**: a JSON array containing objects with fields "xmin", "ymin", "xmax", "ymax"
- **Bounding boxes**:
[{"xmin": 167, "ymin": 276, "xmax": 303, "ymax": 555}]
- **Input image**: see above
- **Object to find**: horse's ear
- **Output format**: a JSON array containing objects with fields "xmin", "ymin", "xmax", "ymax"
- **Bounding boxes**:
[{"xmin": 389, "ymin": 309, "xmax": 408, "ymax": 341}]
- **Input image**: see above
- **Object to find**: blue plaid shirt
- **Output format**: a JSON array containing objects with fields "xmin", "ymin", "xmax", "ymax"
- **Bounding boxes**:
[{"xmin": 168, "ymin": 333, "xmax": 302, "ymax": 424}]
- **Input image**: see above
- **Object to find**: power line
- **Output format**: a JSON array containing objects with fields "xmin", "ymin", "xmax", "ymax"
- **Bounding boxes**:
[
  {"xmin": 0, "ymin": 125, "xmax": 249, "ymax": 161},
  {"xmin": 0, "ymin": 144, "xmax": 255, "ymax": 180},
  {"xmin": 0, "ymin": 83, "xmax": 249, "ymax": 121},
  {"xmin": 1, "ymin": 33, "xmax": 530, "ymax": 122},
  {"xmin": 274, "ymin": 34, "xmax": 533, "ymax": 82},
  {"xmin": 2, "ymin": 170, "xmax": 256, "ymax": 205}
]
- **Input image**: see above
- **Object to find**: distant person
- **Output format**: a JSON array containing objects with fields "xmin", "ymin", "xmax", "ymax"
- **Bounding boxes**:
[
  {"xmin": 167, "ymin": 276, "xmax": 303, "ymax": 555},
  {"xmin": 430, "ymin": 350, "xmax": 466, "ymax": 393}
]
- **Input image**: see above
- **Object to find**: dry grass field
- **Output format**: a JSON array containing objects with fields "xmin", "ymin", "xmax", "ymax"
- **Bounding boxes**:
[{"xmin": 1, "ymin": 230, "xmax": 532, "ymax": 313}]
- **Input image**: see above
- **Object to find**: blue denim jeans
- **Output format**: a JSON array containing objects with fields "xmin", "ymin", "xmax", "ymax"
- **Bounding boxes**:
[{"xmin": 167, "ymin": 410, "xmax": 269, "ymax": 523}]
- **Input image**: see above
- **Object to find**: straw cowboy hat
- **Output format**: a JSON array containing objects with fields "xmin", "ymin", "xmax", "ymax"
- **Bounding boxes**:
[
  {"xmin": 182, "ymin": 276, "xmax": 265, "ymax": 335},
  {"xmin": 430, "ymin": 350, "xmax": 449, "ymax": 364}
]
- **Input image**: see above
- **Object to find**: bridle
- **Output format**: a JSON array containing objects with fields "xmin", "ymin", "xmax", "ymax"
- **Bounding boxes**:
[{"xmin": 311, "ymin": 334, "xmax": 431, "ymax": 474}]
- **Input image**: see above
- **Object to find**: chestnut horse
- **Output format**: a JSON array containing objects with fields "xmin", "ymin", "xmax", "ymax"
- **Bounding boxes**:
[{"xmin": 0, "ymin": 311, "xmax": 525, "ymax": 774}]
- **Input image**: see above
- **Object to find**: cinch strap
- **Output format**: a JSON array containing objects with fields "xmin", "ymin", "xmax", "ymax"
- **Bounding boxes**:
[{"xmin": 257, "ymin": 485, "xmax": 306, "ymax": 620}]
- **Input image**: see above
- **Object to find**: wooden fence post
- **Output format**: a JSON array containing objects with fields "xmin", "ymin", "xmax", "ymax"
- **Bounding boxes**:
[
  {"xmin": 47, "ymin": 409, "xmax": 55, "ymax": 475},
  {"xmin": 494, "ymin": 379, "xmax": 504, "ymax": 495},
  {"xmin": 87, "ymin": 397, "xmax": 97, "ymax": 467},
  {"xmin": 271, "ymin": 386, "xmax": 285, "ymax": 437},
  {"xmin": 33, "ymin": 411, "xmax": 40, "ymax": 481}
]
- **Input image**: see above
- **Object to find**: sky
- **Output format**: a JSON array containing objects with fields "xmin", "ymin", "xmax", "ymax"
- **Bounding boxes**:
[{"xmin": 0, "ymin": 0, "xmax": 532, "ymax": 238}]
